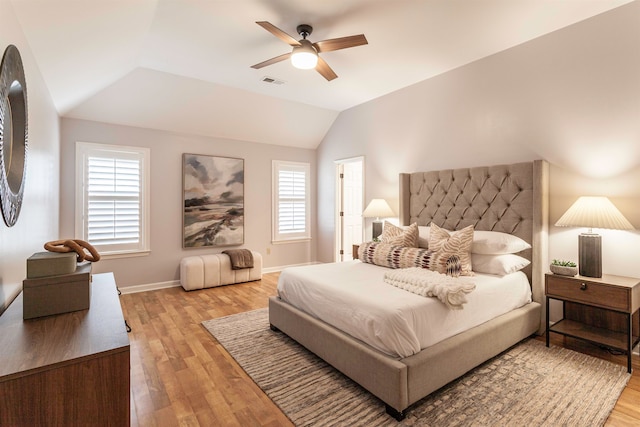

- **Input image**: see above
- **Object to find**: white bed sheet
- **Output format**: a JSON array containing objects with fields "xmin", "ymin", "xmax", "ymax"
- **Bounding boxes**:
[{"xmin": 277, "ymin": 261, "xmax": 532, "ymax": 358}]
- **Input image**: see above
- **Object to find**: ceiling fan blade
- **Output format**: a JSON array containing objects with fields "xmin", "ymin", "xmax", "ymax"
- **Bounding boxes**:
[
  {"xmin": 314, "ymin": 34, "xmax": 367, "ymax": 53},
  {"xmin": 250, "ymin": 52, "xmax": 291, "ymax": 69},
  {"xmin": 256, "ymin": 21, "xmax": 301, "ymax": 46},
  {"xmin": 315, "ymin": 57, "xmax": 337, "ymax": 81}
]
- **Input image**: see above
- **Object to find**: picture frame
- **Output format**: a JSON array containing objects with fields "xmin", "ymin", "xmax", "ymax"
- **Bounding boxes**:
[{"xmin": 182, "ymin": 153, "xmax": 244, "ymax": 248}]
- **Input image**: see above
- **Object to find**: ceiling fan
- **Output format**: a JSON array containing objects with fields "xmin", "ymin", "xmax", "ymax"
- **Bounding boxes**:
[{"xmin": 250, "ymin": 21, "xmax": 368, "ymax": 81}]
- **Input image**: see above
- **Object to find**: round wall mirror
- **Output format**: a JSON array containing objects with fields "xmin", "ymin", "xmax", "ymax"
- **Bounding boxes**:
[{"xmin": 0, "ymin": 44, "xmax": 28, "ymax": 227}]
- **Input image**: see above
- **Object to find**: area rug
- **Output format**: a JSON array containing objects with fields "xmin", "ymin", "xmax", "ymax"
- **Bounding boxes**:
[{"xmin": 202, "ymin": 308, "xmax": 630, "ymax": 426}]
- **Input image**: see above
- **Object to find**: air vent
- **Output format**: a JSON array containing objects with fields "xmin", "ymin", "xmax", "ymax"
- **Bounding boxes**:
[{"xmin": 261, "ymin": 76, "xmax": 285, "ymax": 85}]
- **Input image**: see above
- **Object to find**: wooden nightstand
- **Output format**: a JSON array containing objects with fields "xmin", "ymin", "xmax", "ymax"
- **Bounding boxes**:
[
  {"xmin": 352, "ymin": 244, "xmax": 360, "ymax": 260},
  {"xmin": 545, "ymin": 273, "xmax": 640, "ymax": 372}
]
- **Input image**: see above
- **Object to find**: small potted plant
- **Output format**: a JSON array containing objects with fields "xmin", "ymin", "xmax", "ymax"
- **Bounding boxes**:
[{"xmin": 550, "ymin": 259, "xmax": 578, "ymax": 276}]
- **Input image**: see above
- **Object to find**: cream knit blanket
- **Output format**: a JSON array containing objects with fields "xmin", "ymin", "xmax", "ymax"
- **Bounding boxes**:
[{"xmin": 383, "ymin": 267, "xmax": 476, "ymax": 309}]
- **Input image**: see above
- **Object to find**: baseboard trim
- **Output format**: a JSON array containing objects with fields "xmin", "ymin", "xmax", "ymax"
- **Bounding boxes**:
[
  {"xmin": 119, "ymin": 280, "xmax": 181, "ymax": 294},
  {"xmin": 117, "ymin": 262, "xmax": 322, "ymax": 294},
  {"xmin": 262, "ymin": 261, "xmax": 321, "ymax": 274}
]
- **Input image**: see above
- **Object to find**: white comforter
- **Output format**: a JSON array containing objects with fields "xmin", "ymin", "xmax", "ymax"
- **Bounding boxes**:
[{"xmin": 277, "ymin": 261, "xmax": 532, "ymax": 358}]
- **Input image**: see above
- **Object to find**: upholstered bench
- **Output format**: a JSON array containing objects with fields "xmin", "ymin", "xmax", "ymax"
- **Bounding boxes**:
[{"xmin": 180, "ymin": 251, "xmax": 262, "ymax": 291}]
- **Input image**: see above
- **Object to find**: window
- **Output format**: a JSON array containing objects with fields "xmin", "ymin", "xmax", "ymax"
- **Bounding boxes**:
[
  {"xmin": 272, "ymin": 160, "xmax": 310, "ymax": 242},
  {"xmin": 75, "ymin": 142, "xmax": 150, "ymax": 257}
]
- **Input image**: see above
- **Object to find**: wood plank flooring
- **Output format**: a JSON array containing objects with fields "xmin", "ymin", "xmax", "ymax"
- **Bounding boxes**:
[
  {"xmin": 120, "ymin": 272, "xmax": 640, "ymax": 426},
  {"xmin": 120, "ymin": 272, "xmax": 292, "ymax": 427},
  {"xmin": 542, "ymin": 334, "xmax": 640, "ymax": 426}
]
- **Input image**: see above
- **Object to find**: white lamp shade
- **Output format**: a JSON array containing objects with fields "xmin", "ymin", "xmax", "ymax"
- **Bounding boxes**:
[
  {"xmin": 555, "ymin": 196, "xmax": 634, "ymax": 230},
  {"xmin": 291, "ymin": 40, "xmax": 318, "ymax": 69},
  {"xmin": 362, "ymin": 199, "xmax": 395, "ymax": 218}
]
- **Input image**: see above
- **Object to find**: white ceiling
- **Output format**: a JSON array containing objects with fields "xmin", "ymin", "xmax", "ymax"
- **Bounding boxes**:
[{"xmin": 11, "ymin": 0, "xmax": 634, "ymax": 149}]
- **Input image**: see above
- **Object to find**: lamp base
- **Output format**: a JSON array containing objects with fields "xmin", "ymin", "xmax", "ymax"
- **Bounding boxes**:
[
  {"xmin": 372, "ymin": 221, "xmax": 383, "ymax": 241},
  {"xmin": 578, "ymin": 233, "xmax": 602, "ymax": 278}
]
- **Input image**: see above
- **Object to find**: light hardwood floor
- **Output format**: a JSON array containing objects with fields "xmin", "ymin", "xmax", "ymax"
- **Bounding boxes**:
[{"xmin": 120, "ymin": 272, "xmax": 640, "ymax": 426}]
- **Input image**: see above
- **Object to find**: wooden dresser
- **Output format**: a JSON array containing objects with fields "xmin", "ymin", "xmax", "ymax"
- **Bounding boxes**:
[{"xmin": 0, "ymin": 273, "xmax": 130, "ymax": 426}]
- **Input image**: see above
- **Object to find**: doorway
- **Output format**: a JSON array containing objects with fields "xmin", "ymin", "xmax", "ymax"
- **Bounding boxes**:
[{"xmin": 335, "ymin": 157, "xmax": 364, "ymax": 262}]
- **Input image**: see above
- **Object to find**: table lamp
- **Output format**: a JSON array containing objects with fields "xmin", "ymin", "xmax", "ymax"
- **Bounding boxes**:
[
  {"xmin": 362, "ymin": 199, "xmax": 395, "ymax": 241},
  {"xmin": 555, "ymin": 196, "xmax": 634, "ymax": 278}
]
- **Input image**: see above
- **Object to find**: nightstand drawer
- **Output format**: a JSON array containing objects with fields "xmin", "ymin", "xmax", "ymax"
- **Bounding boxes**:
[{"xmin": 546, "ymin": 275, "xmax": 629, "ymax": 311}]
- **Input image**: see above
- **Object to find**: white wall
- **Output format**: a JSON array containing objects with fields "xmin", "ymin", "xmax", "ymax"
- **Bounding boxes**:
[
  {"xmin": 0, "ymin": 2, "xmax": 60, "ymax": 312},
  {"xmin": 317, "ymin": 0, "xmax": 640, "ymax": 287},
  {"xmin": 60, "ymin": 118, "xmax": 316, "ymax": 288}
]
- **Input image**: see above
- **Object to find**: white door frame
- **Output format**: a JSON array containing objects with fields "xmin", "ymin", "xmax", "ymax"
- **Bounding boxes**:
[{"xmin": 334, "ymin": 156, "xmax": 364, "ymax": 262}]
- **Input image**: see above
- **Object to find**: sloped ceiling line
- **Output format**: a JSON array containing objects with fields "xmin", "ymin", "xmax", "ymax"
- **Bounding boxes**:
[{"xmin": 11, "ymin": 0, "xmax": 634, "ymax": 148}]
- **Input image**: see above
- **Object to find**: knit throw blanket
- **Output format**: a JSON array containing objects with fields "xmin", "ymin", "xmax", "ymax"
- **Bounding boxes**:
[
  {"xmin": 222, "ymin": 249, "xmax": 254, "ymax": 270},
  {"xmin": 383, "ymin": 267, "xmax": 476, "ymax": 309}
]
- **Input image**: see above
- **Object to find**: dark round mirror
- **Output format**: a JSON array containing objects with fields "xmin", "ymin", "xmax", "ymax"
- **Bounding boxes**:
[{"xmin": 0, "ymin": 44, "xmax": 28, "ymax": 227}]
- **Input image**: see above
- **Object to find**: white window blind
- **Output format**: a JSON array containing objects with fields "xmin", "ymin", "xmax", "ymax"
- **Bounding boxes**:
[
  {"xmin": 76, "ymin": 142, "xmax": 150, "ymax": 256},
  {"xmin": 272, "ymin": 161, "xmax": 310, "ymax": 242}
]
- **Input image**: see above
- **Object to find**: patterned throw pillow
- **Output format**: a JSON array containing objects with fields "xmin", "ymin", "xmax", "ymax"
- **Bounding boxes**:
[
  {"xmin": 380, "ymin": 221, "xmax": 418, "ymax": 247},
  {"xmin": 357, "ymin": 242, "xmax": 463, "ymax": 277},
  {"xmin": 359, "ymin": 242, "xmax": 433, "ymax": 269},
  {"xmin": 445, "ymin": 255, "xmax": 462, "ymax": 278},
  {"xmin": 429, "ymin": 223, "xmax": 474, "ymax": 276}
]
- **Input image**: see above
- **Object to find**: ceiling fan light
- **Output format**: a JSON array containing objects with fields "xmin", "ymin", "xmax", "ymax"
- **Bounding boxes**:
[
  {"xmin": 291, "ymin": 51, "xmax": 317, "ymax": 69},
  {"xmin": 291, "ymin": 41, "xmax": 318, "ymax": 70}
]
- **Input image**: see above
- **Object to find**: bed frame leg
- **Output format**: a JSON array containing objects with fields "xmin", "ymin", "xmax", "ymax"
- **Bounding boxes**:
[
  {"xmin": 269, "ymin": 324, "xmax": 280, "ymax": 332},
  {"xmin": 385, "ymin": 405, "xmax": 406, "ymax": 421}
]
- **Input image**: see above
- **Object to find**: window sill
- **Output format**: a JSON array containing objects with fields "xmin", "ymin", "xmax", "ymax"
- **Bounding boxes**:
[
  {"xmin": 98, "ymin": 250, "xmax": 151, "ymax": 260},
  {"xmin": 271, "ymin": 238, "xmax": 311, "ymax": 245}
]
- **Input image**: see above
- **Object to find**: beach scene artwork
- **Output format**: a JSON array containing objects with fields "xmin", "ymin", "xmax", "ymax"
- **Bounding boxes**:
[{"xmin": 183, "ymin": 154, "xmax": 244, "ymax": 247}]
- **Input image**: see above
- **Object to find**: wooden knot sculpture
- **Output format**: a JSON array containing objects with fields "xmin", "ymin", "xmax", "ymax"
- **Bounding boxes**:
[{"xmin": 44, "ymin": 239, "xmax": 101, "ymax": 263}]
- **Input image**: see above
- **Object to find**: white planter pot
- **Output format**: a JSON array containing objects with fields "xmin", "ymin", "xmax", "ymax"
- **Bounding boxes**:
[{"xmin": 550, "ymin": 264, "xmax": 578, "ymax": 276}]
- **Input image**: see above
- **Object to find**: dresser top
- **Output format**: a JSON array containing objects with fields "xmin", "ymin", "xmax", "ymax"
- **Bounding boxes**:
[{"xmin": 0, "ymin": 273, "xmax": 130, "ymax": 381}]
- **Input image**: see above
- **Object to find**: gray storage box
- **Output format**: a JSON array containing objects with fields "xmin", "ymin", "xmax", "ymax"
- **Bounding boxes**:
[
  {"xmin": 23, "ymin": 263, "xmax": 92, "ymax": 319},
  {"xmin": 26, "ymin": 251, "xmax": 77, "ymax": 279}
]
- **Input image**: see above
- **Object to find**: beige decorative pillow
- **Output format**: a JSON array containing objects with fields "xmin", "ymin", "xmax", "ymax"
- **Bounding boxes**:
[
  {"xmin": 358, "ymin": 242, "xmax": 463, "ymax": 276},
  {"xmin": 358, "ymin": 242, "xmax": 434, "ymax": 269},
  {"xmin": 380, "ymin": 221, "xmax": 418, "ymax": 247},
  {"xmin": 429, "ymin": 223, "xmax": 474, "ymax": 276}
]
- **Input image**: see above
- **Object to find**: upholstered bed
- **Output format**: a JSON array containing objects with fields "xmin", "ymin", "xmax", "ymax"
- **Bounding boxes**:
[{"xmin": 268, "ymin": 160, "xmax": 549, "ymax": 419}]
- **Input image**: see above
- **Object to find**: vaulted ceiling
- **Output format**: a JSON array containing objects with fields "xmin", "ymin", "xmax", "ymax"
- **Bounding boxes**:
[{"xmin": 10, "ymin": 0, "xmax": 633, "ymax": 148}]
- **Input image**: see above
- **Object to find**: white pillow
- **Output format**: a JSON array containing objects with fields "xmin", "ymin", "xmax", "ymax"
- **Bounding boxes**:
[
  {"xmin": 405, "ymin": 226, "xmax": 530, "ymax": 253},
  {"xmin": 471, "ymin": 231, "xmax": 531, "ymax": 255},
  {"xmin": 417, "ymin": 226, "xmax": 430, "ymax": 248},
  {"xmin": 471, "ymin": 253, "xmax": 530, "ymax": 276}
]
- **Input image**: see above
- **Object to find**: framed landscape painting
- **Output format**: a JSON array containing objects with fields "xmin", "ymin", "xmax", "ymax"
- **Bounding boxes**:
[{"xmin": 183, "ymin": 154, "xmax": 244, "ymax": 248}]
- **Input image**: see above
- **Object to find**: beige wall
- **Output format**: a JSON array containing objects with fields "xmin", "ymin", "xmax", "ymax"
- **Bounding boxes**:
[
  {"xmin": 0, "ymin": 2, "xmax": 61, "ymax": 311},
  {"xmin": 60, "ymin": 118, "xmax": 316, "ymax": 289},
  {"xmin": 317, "ymin": 2, "xmax": 640, "ymax": 281}
]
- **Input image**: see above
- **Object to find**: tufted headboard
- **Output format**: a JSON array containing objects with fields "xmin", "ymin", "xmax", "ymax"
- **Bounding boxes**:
[{"xmin": 399, "ymin": 160, "xmax": 549, "ymax": 332}]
